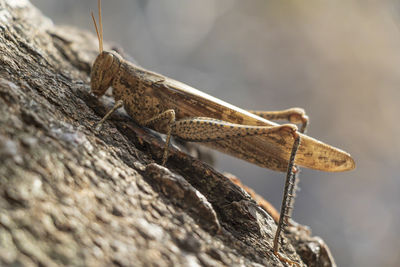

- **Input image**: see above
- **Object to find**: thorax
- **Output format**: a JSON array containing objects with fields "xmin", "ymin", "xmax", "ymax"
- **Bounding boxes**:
[{"xmin": 112, "ymin": 62, "xmax": 165, "ymax": 124}]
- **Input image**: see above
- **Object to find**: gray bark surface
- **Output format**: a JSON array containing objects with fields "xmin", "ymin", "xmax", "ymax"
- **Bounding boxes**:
[{"xmin": 0, "ymin": 1, "xmax": 335, "ymax": 266}]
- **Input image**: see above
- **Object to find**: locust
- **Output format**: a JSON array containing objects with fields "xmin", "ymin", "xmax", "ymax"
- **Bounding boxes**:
[{"xmin": 89, "ymin": 0, "xmax": 355, "ymax": 265}]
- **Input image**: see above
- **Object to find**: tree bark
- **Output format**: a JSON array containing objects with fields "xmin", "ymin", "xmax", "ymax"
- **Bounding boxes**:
[{"xmin": 0, "ymin": 0, "xmax": 336, "ymax": 266}]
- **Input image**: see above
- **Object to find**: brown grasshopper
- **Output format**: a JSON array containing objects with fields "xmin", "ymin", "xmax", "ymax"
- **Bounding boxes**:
[{"xmin": 90, "ymin": 0, "xmax": 355, "ymax": 265}]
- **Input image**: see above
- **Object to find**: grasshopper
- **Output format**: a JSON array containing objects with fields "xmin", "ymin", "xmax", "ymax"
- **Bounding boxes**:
[{"xmin": 90, "ymin": 0, "xmax": 355, "ymax": 265}]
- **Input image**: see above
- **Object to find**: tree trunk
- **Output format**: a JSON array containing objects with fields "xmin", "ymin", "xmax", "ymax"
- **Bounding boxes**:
[{"xmin": 0, "ymin": 0, "xmax": 336, "ymax": 266}]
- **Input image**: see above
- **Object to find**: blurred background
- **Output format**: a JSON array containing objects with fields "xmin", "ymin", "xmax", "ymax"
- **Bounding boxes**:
[{"xmin": 31, "ymin": 1, "xmax": 400, "ymax": 266}]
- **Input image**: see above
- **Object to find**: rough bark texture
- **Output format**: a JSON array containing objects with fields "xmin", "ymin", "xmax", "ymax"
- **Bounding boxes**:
[{"xmin": 0, "ymin": 1, "xmax": 336, "ymax": 266}]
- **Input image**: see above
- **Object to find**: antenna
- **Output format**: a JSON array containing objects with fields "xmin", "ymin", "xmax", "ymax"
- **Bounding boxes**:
[{"xmin": 91, "ymin": 0, "xmax": 103, "ymax": 53}]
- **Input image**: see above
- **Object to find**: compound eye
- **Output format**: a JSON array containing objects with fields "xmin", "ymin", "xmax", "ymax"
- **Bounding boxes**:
[{"xmin": 102, "ymin": 53, "xmax": 114, "ymax": 69}]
